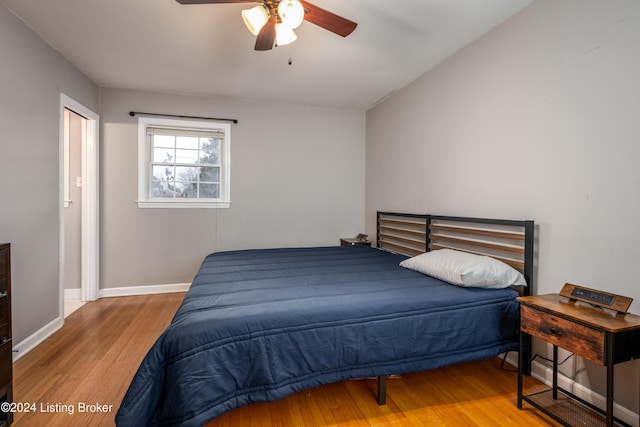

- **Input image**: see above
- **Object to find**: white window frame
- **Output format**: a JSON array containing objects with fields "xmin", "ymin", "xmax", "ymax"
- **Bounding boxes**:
[{"xmin": 137, "ymin": 116, "xmax": 231, "ymax": 208}]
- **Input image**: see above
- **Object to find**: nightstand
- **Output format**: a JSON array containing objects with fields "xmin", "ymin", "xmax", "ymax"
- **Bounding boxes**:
[
  {"xmin": 517, "ymin": 294, "xmax": 640, "ymax": 427},
  {"xmin": 340, "ymin": 238, "xmax": 371, "ymax": 247}
]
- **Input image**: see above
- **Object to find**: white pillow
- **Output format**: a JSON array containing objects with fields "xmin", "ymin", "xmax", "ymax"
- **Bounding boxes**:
[{"xmin": 399, "ymin": 248, "xmax": 527, "ymax": 289}]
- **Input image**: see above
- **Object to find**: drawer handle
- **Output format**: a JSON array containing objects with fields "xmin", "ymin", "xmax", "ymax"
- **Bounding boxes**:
[
  {"xmin": 549, "ymin": 327, "xmax": 560, "ymax": 335},
  {"xmin": 0, "ymin": 291, "xmax": 6, "ymax": 298}
]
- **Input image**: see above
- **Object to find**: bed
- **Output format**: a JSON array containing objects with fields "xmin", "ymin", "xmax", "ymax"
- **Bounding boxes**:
[{"xmin": 116, "ymin": 212, "xmax": 534, "ymax": 427}]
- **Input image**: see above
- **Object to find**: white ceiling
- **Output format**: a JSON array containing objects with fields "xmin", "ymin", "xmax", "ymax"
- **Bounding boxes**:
[{"xmin": 1, "ymin": 0, "xmax": 532, "ymax": 110}]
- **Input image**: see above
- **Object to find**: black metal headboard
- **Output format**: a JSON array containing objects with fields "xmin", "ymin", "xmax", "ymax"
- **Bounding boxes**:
[{"xmin": 376, "ymin": 211, "xmax": 535, "ymax": 296}]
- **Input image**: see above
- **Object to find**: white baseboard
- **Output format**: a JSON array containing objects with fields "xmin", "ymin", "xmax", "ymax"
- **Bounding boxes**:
[
  {"xmin": 15, "ymin": 283, "xmax": 190, "ymax": 361},
  {"xmin": 64, "ymin": 288, "xmax": 81, "ymax": 300},
  {"xmin": 503, "ymin": 353, "xmax": 639, "ymax": 427},
  {"xmin": 67, "ymin": 283, "xmax": 190, "ymax": 300},
  {"xmin": 12, "ymin": 316, "xmax": 64, "ymax": 362},
  {"xmin": 99, "ymin": 282, "xmax": 191, "ymax": 298}
]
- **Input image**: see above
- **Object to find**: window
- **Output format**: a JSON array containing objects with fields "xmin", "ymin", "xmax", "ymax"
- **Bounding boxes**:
[{"xmin": 137, "ymin": 117, "xmax": 231, "ymax": 208}]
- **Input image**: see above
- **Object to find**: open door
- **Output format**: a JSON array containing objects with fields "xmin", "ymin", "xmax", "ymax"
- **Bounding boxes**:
[{"xmin": 59, "ymin": 95, "xmax": 99, "ymax": 320}]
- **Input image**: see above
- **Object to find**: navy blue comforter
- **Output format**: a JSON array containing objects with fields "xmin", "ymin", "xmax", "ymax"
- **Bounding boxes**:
[{"xmin": 116, "ymin": 246, "xmax": 519, "ymax": 426}]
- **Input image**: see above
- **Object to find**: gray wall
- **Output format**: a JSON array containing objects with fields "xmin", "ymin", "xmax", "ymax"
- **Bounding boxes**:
[
  {"xmin": 0, "ymin": 5, "xmax": 98, "ymax": 343},
  {"xmin": 99, "ymin": 88, "xmax": 365, "ymax": 288},
  {"xmin": 366, "ymin": 0, "xmax": 639, "ymax": 415}
]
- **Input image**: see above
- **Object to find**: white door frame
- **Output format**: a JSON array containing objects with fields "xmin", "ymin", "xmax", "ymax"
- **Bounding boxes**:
[{"xmin": 59, "ymin": 94, "xmax": 99, "ymax": 318}]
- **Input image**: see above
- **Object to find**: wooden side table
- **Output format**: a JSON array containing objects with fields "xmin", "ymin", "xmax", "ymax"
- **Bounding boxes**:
[
  {"xmin": 517, "ymin": 294, "xmax": 640, "ymax": 427},
  {"xmin": 340, "ymin": 238, "xmax": 371, "ymax": 247}
]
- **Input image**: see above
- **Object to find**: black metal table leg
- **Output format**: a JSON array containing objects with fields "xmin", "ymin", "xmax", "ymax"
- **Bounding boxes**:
[
  {"xmin": 552, "ymin": 345, "xmax": 558, "ymax": 400},
  {"xmin": 518, "ymin": 331, "xmax": 524, "ymax": 409},
  {"xmin": 606, "ymin": 334, "xmax": 614, "ymax": 427}
]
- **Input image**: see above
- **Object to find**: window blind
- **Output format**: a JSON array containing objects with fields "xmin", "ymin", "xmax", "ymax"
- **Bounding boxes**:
[{"xmin": 146, "ymin": 126, "xmax": 225, "ymax": 139}]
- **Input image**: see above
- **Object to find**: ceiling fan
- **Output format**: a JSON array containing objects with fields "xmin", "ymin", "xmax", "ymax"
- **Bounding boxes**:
[{"xmin": 176, "ymin": 0, "xmax": 358, "ymax": 51}]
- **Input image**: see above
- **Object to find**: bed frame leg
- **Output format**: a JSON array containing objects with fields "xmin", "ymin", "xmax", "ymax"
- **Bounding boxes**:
[{"xmin": 377, "ymin": 376, "xmax": 387, "ymax": 405}]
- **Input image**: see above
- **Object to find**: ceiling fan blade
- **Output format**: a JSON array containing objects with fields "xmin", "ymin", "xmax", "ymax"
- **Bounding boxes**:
[
  {"xmin": 175, "ymin": 0, "xmax": 254, "ymax": 4},
  {"xmin": 254, "ymin": 15, "xmax": 276, "ymax": 51},
  {"xmin": 300, "ymin": 1, "xmax": 357, "ymax": 37}
]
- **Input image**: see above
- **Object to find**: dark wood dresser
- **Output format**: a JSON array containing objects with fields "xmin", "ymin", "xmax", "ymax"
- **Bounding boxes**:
[{"xmin": 0, "ymin": 243, "xmax": 12, "ymax": 426}]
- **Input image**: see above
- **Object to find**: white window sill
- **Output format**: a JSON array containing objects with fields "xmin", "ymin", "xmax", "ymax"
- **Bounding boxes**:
[{"xmin": 137, "ymin": 200, "xmax": 231, "ymax": 209}]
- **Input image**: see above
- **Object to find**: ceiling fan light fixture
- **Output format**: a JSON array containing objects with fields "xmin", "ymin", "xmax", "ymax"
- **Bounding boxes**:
[
  {"xmin": 275, "ymin": 23, "xmax": 297, "ymax": 46},
  {"xmin": 278, "ymin": 0, "xmax": 304, "ymax": 29},
  {"xmin": 176, "ymin": 0, "xmax": 356, "ymax": 51},
  {"xmin": 241, "ymin": 5, "xmax": 269, "ymax": 36}
]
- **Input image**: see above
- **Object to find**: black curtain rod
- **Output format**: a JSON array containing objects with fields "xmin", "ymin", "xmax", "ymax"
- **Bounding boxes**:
[{"xmin": 129, "ymin": 111, "xmax": 238, "ymax": 124}]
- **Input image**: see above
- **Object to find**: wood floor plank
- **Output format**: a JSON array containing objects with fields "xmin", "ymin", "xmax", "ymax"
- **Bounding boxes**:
[{"xmin": 11, "ymin": 293, "xmax": 558, "ymax": 426}]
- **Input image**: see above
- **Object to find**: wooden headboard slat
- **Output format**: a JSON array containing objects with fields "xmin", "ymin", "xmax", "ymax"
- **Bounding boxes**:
[
  {"xmin": 429, "ymin": 233, "xmax": 525, "ymax": 255},
  {"xmin": 379, "ymin": 218, "xmax": 426, "ymax": 227},
  {"xmin": 379, "ymin": 241, "xmax": 424, "ymax": 257},
  {"xmin": 379, "ymin": 232, "xmax": 424, "ymax": 247},
  {"xmin": 429, "ymin": 224, "xmax": 525, "ymax": 241},
  {"xmin": 378, "ymin": 226, "xmax": 426, "ymax": 239},
  {"xmin": 428, "ymin": 243, "xmax": 525, "ymax": 271}
]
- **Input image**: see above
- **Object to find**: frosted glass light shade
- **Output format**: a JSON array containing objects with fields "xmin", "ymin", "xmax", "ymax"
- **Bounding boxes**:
[
  {"xmin": 278, "ymin": 1, "xmax": 304, "ymax": 29},
  {"xmin": 242, "ymin": 5, "xmax": 269, "ymax": 36},
  {"xmin": 275, "ymin": 23, "xmax": 297, "ymax": 46}
]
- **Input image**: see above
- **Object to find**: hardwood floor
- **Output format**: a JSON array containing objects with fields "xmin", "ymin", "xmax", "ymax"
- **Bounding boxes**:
[
  {"xmin": 203, "ymin": 360, "xmax": 557, "ymax": 427},
  {"xmin": 11, "ymin": 293, "xmax": 558, "ymax": 426}
]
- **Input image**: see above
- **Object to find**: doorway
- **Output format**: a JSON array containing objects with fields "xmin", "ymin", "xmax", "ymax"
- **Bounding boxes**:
[
  {"xmin": 63, "ymin": 109, "xmax": 84, "ymax": 316},
  {"xmin": 59, "ymin": 95, "xmax": 99, "ymax": 320}
]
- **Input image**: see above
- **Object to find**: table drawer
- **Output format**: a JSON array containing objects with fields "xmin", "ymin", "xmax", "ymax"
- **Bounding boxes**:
[{"xmin": 521, "ymin": 304, "xmax": 605, "ymax": 365}]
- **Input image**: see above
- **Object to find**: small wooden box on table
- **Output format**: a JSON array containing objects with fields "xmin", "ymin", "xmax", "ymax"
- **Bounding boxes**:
[
  {"xmin": 517, "ymin": 292, "xmax": 640, "ymax": 427},
  {"xmin": 340, "ymin": 238, "xmax": 371, "ymax": 247}
]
